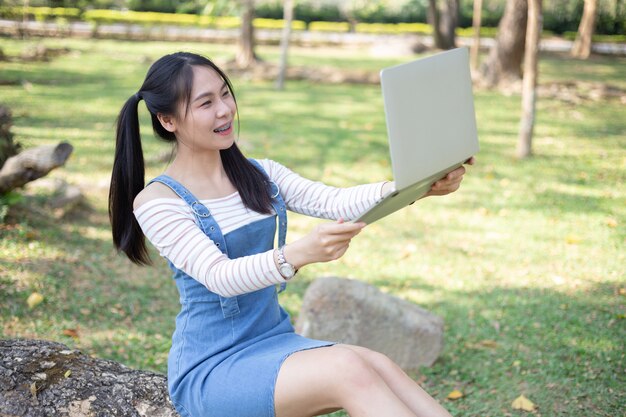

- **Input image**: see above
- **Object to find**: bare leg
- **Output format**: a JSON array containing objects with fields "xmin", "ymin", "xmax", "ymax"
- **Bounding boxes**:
[
  {"xmin": 274, "ymin": 345, "xmax": 417, "ymax": 417},
  {"xmin": 340, "ymin": 345, "xmax": 453, "ymax": 417}
]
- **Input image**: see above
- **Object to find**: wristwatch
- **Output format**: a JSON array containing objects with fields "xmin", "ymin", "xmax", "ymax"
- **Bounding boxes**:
[{"xmin": 277, "ymin": 246, "xmax": 297, "ymax": 280}]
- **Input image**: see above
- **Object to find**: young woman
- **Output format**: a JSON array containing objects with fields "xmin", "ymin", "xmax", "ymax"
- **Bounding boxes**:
[{"xmin": 109, "ymin": 52, "xmax": 473, "ymax": 417}]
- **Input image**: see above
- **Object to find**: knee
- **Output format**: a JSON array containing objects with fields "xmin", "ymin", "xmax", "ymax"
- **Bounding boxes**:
[
  {"xmin": 325, "ymin": 347, "xmax": 381, "ymax": 394},
  {"xmin": 362, "ymin": 348, "xmax": 403, "ymax": 375}
]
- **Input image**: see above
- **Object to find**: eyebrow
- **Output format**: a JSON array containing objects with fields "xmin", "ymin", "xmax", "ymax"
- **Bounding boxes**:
[{"xmin": 193, "ymin": 82, "xmax": 229, "ymax": 102}]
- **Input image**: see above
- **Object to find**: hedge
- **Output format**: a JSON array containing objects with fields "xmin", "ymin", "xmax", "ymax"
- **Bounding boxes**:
[
  {"xmin": 1, "ymin": 6, "xmax": 624, "ymax": 41},
  {"xmin": 1, "ymin": 6, "xmax": 81, "ymax": 22}
]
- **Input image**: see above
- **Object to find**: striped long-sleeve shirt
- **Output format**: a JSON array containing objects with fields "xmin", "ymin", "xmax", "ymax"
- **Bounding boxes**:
[{"xmin": 134, "ymin": 159, "xmax": 386, "ymax": 297}]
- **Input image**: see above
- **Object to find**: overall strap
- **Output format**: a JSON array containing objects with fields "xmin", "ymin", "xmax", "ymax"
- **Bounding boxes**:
[
  {"xmin": 248, "ymin": 159, "xmax": 289, "ymax": 292},
  {"xmin": 147, "ymin": 175, "xmax": 239, "ymax": 317}
]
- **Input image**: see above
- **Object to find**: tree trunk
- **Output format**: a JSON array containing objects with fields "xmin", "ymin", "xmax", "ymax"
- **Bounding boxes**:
[
  {"xmin": 0, "ymin": 105, "xmax": 20, "ymax": 168},
  {"xmin": 427, "ymin": 0, "xmax": 444, "ymax": 49},
  {"xmin": 428, "ymin": 0, "xmax": 458, "ymax": 50},
  {"xmin": 470, "ymin": 0, "xmax": 484, "ymax": 72},
  {"xmin": 235, "ymin": 0, "xmax": 259, "ymax": 69},
  {"xmin": 517, "ymin": 0, "xmax": 542, "ymax": 159},
  {"xmin": 571, "ymin": 0, "xmax": 597, "ymax": 59},
  {"xmin": 0, "ymin": 339, "xmax": 178, "ymax": 417},
  {"xmin": 439, "ymin": 0, "xmax": 459, "ymax": 49},
  {"xmin": 275, "ymin": 0, "xmax": 294, "ymax": 90},
  {"xmin": 0, "ymin": 142, "xmax": 73, "ymax": 194},
  {"xmin": 480, "ymin": 0, "xmax": 528, "ymax": 89}
]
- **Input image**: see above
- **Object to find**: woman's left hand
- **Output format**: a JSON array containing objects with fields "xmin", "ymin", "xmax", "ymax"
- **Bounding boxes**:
[{"xmin": 425, "ymin": 156, "xmax": 475, "ymax": 197}]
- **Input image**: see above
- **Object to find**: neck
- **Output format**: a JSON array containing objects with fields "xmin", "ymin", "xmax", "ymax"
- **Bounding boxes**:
[{"xmin": 166, "ymin": 147, "xmax": 228, "ymax": 185}]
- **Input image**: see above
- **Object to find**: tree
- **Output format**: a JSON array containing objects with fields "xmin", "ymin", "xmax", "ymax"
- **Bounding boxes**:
[
  {"xmin": 517, "ymin": 0, "xmax": 542, "ymax": 159},
  {"xmin": 235, "ymin": 0, "xmax": 260, "ymax": 69},
  {"xmin": 428, "ymin": 0, "xmax": 460, "ymax": 50},
  {"xmin": 571, "ymin": 0, "xmax": 598, "ymax": 59},
  {"xmin": 480, "ymin": 0, "xmax": 528, "ymax": 89},
  {"xmin": 275, "ymin": 0, "xmax": 294, "ymax": 90},
  {"xmin": 470, "ymin": 0, "xmax": 483, "ymax": 72},
  {"xmin": 0, "ymin": 105, "xmax": 19, "ymax": 167}
]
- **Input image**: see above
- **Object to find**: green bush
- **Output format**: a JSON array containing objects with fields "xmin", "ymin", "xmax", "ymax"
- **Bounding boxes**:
[
  {"xmin": 2, "ymin": 4, "xmax": 625, "ymax": 37},
  {"xmin": 308, "ymin": 21, "xmax": 350, "ymax": 33},
  {"xmin": 0, "ymin": 6, "xmax": 80, "ymax": 22},
  {"xmin": 127, "ymin": 0, "xmax": 178, "ymax": 14},
  {"xmin": 253, "ymin": 17, "xmax": 307, "ymax": 31},
  {"xmin": 456, "ymin": 26, "xmax": 499, "ymax": 38},
  {"xmin": 355, "ymin": 22, "xmax": 432, "ymax": 35},
  {"xmin": 562, "ymin": 31, "xmax": 626, "ymax": 43},
  {"xmin": 83, "ymin": 9, "xmax": 198, "ymax": 26}
]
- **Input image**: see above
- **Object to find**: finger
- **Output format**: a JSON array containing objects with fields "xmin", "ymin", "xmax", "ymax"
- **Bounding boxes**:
[
  {"xmin": 447, "ymin": 166, "xmax": 466, "ymax": 180},
  {"xmin": 431, "ymin": 177, "xmax": 462, "ymax": 192},
  {"xmin": 322, "ymin": 222, "xmax": 366, "ymax": 235},
  {"xmin": 323, "ymin": 230, "xmax": 363, "ymax": 245},
  {"xmin": 330, "ymin": 242, "xmax": 350, "ymax": 260},
  {"xmin": 464, "ymin": 156, "xmax": 476, "ymax": 165},
  {"xmin": 433, "ymin": 175, "xmax": 463, "ymax": 188}
]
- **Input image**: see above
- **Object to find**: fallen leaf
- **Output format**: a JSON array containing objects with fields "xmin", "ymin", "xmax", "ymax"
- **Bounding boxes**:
[
  {"xmin": 477, "ymin": 339, "xmax": 498, "ymax": 349},
  {"xmin": 62, "ymin": 328, "xmax": 79, "ymax": 339},
  {"xmin": 64, "ymin": 370, "xmax": 72, "ymax": 378},
  {"xmin": 565, "ymin": 235, "xmax": 583, "ymax": 244},
  {"xmin": 399, "ymin": 243, "xmax": 417, "ymax": 259},
  {"xmin": 26, "ymin": 292, "xmax": 44, "ymax": 309},
  {"xmin": 447, "ymin": 390, "xmax": 463, "ymax": 400},
  {"xmin": 512, "ymin": 394, "xmax": 536, "ymax": 411},
  {"xmin": 606, "ymin": 218, "xmax": 618, "ymax": 228}
]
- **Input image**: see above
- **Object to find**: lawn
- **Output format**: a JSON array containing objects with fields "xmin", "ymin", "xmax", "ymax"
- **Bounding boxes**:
[{"xmin": 0, "ymin": 38, "xmax": 624, "ymax": 416}]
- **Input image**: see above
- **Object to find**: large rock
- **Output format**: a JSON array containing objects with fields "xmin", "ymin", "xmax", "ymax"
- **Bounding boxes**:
[
  {"xmin": 296, "ymin": 277, "xmax": 444, "ymax": 371},
  {"xmin": 0, "ymin": 339, "xmax": 178, "ymax": 417}
]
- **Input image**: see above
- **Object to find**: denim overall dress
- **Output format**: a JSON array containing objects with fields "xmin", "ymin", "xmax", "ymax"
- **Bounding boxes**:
[{"xmin": 148, "ymin": 160, "xmax": 332, "ymax": 417}]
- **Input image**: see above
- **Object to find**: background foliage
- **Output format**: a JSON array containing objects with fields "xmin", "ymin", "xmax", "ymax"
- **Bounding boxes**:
[{"xmin": 2, "ymin": 0, "xmax": 625, "ymax": 35}]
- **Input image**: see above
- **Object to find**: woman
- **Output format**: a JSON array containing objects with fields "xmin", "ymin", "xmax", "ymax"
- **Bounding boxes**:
[{"xmin": 109, "ymin": 52, "xmax": 472, "ymax": 417}]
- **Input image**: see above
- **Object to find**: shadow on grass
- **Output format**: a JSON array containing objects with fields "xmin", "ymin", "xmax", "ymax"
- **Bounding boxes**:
[{"xmin": 365, "ymin": 275, "xmax": 625, "ymax": 415}]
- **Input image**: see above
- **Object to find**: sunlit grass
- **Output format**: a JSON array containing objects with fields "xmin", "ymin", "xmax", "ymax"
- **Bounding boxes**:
[{"xmin": 0, "ymin": 38, "xmax": 624, "ymax": 416}]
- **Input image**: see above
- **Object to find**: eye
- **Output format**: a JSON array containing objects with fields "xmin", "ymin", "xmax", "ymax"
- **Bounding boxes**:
[
  {"xmin": 201, "ymin": 100, "xmax": 212, "ymax": 107},
  {"xmin": 222, "ymin": 90, "xmax": 230, "ymax": 97}
]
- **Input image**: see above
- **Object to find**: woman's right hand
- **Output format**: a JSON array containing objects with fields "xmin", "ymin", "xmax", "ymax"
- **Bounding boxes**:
[{"xmin": 282, "ymin": 219, "xmax": 366, "ymax": 269}]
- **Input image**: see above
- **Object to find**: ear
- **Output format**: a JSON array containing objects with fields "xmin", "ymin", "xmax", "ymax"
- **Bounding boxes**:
[{"xmin": 157, "ymin": 113, "xmax": 177, "ymax": 133}]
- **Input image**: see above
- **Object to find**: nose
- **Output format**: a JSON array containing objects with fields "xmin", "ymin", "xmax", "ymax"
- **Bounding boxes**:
[{"xmin": 216, "ymin": 98, "xmax": 232, "ymax": 118}]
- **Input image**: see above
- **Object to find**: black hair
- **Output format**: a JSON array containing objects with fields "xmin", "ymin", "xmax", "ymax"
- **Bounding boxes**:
[{"xmin": 109, "ymin": 52, "xmax": 273, "ymax": 265}]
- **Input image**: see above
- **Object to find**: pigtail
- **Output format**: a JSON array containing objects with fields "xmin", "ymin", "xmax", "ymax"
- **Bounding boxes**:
[
  {"xmin": 109, "ymin": 94, "xmax": 150, "ymax": 265},
  {"xmin": 221, "ymin": 145, "xmax": 273, "ymax": 215}
]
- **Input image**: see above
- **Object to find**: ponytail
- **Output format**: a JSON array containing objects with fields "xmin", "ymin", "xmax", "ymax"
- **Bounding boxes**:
[
  {"xmin": 109, "ymin": 93, "xmax": 150, "ymax": 265},
  {"xmin": 221, "ymin": 145, "xmax": 273, "ymax": 215}
]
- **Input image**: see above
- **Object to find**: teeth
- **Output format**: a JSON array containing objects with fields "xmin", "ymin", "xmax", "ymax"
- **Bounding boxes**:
[{"xmin": 214, "ymin": 122, "xmax": 231, "ymax": 133}]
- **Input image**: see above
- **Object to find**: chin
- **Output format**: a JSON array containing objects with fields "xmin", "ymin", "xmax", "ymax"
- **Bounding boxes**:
[{"xmin": 217, "ymin": 136, "xmax": 236, "ymax": 150}]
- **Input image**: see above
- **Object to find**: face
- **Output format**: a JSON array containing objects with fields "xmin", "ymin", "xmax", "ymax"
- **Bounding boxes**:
[{"xmin": 160, "ymin": 65, "xmax": 237, "ymax": 152}]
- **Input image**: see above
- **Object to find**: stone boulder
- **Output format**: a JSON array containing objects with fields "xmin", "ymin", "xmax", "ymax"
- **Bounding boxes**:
[
  {"xmin": 0, "ymin": 339, "xmax": 178, "ymax": 417},
  {"xmin": 296, "ymin": 277, "xmax": 444, "ymax": 371}
]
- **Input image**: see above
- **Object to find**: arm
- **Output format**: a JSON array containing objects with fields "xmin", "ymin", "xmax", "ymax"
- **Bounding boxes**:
[
  {"xmin": 260, "ymin": 159, "xmax": 387, "ymax": 221},
  {"xmin": 134, "ymin": 200, "xmax": 288, "ymax": 297},
  {"xmin": 269, "ymin": 157, "xmax": 476, "ymax": 271}
]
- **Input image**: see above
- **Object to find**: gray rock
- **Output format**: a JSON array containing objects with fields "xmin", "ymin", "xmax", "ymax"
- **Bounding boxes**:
[
  {"xmin": 0, "ymin": 339, "xmax": 179, "ymax": 417},
  {"xmin": 296, "ymin": 277, "xmax": 444, "ymax": 371}
]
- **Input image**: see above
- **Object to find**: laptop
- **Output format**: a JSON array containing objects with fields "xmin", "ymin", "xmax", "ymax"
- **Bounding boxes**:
[{"xmin": 352, "ymin": 47, "xmax": 479, "ymax": 224}]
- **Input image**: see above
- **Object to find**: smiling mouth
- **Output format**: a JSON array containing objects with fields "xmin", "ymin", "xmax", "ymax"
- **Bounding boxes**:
[{"xmin": 213, "ymin": 122, "xmax": 232, "ymax": 133}]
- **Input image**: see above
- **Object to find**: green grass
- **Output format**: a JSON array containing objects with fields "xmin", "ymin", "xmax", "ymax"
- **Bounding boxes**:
[{"xmin": 1, "ymin": 38, "xmax": 624, "ymax": 416}]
